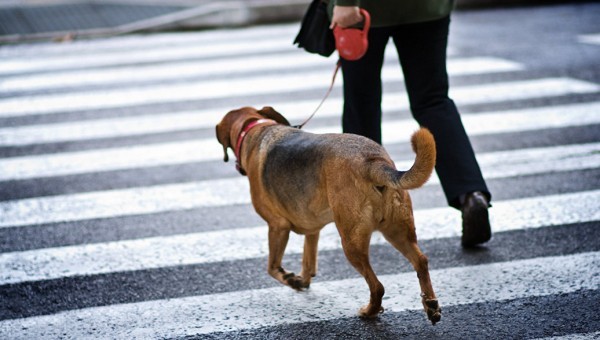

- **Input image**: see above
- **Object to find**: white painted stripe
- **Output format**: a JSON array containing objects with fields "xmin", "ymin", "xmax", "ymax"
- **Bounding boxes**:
[
  {"xmin": 0, "ymin": 77, "xmax": 595, "ymax": 126},
  {"xmin": 0, "ymin": 90, "xmax": 597, "ymax": 147},
  {"xmin": 0, "ymin": 58, "xmax": 524, "ymax": 117},
  {"xmin": 1, "ymin": 252, "xmax": 598, "ymax": 338},
  {"xmin": 0, "ymin": 139, "xmax": 222, "ymax": 181},
  {"xmin": 0, "ymin": 52, "xmax": 327, "ymax": 92},
  {"xmin": 0, "ymin": 138, "xmax": 598, "ymax": 228},
  {"xmin": 0, "ymin": 23, "xmax": 302, "ymax": 59},
  {"xmin": 0, "ymin": 140, "xmax": 598, "ymax": 230},
  {"xmin": 0, "ymin": 177, "xmax": 249, "ymax": 228},
  {"xmin": 1, "ymin": 102, "xmax": 599, "ymax": 181},
  {"xmin": 0, "ymin": 109, "xmax": 214, "ymax": 146},
  {"xmin": 311, "ymin": 78, "xmax": 600, "ymax": 139},
  {"xmin": 0, "ymin": 64, "xmax": 386, "ymax": 117},
  {"xmin": 1, "ymin": 190, "xmax": 598, "ymax": 285},
  {"xmin": 578, "ymin": 33, "xmax": 600, "ymax": 45},
  {"xmin": 460, "ymin": 142, "xmax": 600, "ymax": 181},
  {"xmin": 0, "ymin": 48, "xmax": 413, "ymax": 93},
  {"xmin": 377, "ymin": 99, "xmax": 600, "ymax": 145},
  {"xmin": 0, "ymin": 37, "xmax": 294, "ymax": 75}
]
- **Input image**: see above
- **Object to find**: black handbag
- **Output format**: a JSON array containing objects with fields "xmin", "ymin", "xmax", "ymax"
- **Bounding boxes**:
[{"xmin": 293, "ymin": 0, "xmax": 336, "ymax": 57}]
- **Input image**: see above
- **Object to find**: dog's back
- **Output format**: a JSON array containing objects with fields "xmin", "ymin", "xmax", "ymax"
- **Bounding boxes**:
[{"xmin": 260, "ymin": 127, "xmax": 436, "ymax": 191}]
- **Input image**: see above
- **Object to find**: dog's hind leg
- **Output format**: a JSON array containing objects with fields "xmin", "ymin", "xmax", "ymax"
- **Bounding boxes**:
[
  {"xmin": 267, "ymin": 224, "xmax": 310, "ymax": 291},
  {"xmin": 336, "ymin": 222, "xmax": 385, "ymax": 318},
  {"xmin": 299, "ymin": 232, "xmax": 320, "ymax": 288},
  {"xmin": 379, "ymin": 218, "xmax": 442, "ymax": 325}
]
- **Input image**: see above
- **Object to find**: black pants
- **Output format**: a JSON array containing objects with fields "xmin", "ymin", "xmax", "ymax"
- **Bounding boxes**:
[{"xmin": 340, "ymin": 15, "xmax": 490, "ymax": 209}]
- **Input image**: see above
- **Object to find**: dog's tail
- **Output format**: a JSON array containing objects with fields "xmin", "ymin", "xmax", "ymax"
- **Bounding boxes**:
[
  {"xmin": 398, "ymin": 128, "xmax": 436, "ymax": 189},
  {"xmin": 369, "ymin": 128, "xmax": 436, "ymax": 190}
]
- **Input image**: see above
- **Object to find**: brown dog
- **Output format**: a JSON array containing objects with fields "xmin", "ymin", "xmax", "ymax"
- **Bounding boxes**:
[{"xmin": 216, "ymin": 106, "xmax": 441, "ymax": 324}]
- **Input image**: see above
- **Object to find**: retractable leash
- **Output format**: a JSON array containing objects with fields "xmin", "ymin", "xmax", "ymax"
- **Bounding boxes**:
[
  {"xmin": 295, "ymin": 9, "xmax": 371, "ymax": 129},
  {"xmin": 333, "ymin": 9, "xmax": 371, "ymax": 61}
]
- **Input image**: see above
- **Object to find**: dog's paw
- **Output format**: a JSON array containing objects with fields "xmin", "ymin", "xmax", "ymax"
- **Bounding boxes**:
[
  {"xmin": 282, "ymin": 272, "xmax": 310, "ymax": 291},
  {"xmin": 358, "ymin": 305, "xmax": 384, "ymax": 318},
  {"xmin": 424, "ymin": 298, "xmax": 442, "ymax": 325}
]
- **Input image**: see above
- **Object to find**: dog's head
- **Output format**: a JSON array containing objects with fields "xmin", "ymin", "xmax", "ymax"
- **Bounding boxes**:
[{"xmin": 215, "ymin": 106, "xmax": 290, "ymax": 162}]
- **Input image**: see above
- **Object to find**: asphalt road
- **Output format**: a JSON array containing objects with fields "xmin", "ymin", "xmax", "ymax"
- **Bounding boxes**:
[{"xmin": 0, "ymin": 2, "xmax": 599, "ymax": 339}]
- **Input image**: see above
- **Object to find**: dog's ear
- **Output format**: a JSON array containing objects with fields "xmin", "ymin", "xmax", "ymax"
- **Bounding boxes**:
[
  {"xmin": 215, "ymin": 122, "xmax": 230, "ymax": 162},
  {"xmin": 258, "ymin": 106, "xmax": 291, "ymax": 126}
]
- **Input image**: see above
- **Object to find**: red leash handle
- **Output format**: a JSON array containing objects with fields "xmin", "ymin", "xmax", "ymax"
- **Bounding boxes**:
[{"xmin": 333, "ymin": 9, "xmax": 370, "ymax": 61}]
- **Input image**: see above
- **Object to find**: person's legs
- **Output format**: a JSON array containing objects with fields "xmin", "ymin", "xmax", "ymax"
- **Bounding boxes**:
[
  {"xmin": 340, "ymin": 27, "xmax": 390, "ymax": 144},
  {"xmin": 392, "ymin": 16, "xmax": 490, "ymax": 208},
  {"xmin": 392, "ymin": 16, "xmax": 491, "ymax": 246}
]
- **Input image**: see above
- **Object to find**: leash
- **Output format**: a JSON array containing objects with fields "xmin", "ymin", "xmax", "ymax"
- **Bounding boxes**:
[{"xmin": 294, "ymin": 59, "xmax": 342, "ymax": 129}]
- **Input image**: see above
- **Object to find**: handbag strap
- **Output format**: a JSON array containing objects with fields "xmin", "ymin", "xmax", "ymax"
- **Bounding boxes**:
[{"xmin": 295, "ymin": 59, "xmax": 342, "ymax": 129}]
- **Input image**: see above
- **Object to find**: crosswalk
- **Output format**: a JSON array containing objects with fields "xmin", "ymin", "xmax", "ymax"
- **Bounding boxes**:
[
  {"xmin": 2, "ymin": 190, "xmax": 599, "ymax": 285},
  {"xmin": 0, "ymin": 17, "xmax": 599, "ymax": 339},
  {"xmin": 3, "ymin": 253, "xmax": 599, "ymax": 338}
]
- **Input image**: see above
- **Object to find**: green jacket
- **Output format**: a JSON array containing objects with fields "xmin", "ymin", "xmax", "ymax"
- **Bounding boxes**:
[{"xmin": 328, "ymin": 0, "xmax": 455, "ymax": 27}]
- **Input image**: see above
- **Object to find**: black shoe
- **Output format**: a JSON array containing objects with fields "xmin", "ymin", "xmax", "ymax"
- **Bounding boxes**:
[{"xmin": 461, "ymin": 191, "xmax": 492, "ymax": 247}]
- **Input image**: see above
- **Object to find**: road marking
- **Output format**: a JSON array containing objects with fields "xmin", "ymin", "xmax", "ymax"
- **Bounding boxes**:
[
  {"xmin": 0, "ymin": 177, "xmax": 250, "ymax": 228},
  {"xmin": 0, "ymin": 23, "xmax": 298, "ymax": 58},
  {"xmin": 0, "ymin": 17, "xmax": 596, "ymax": 340},
  {"xmin": 378, "ymin": 99, "xmax": 600, "ymax": 145},
  {"xmin": 0, "ymin": 76, "xmax": 595, "ymax": 122},
  {"xmin": 1, "ymin": 103, "xmax": 599, "ymax": 180},
  {"xmin": 0, "ymin": 97, "xmax": 600, "ymax": 146},
  {"xmin": 465, "ymin": 142, "xmax": 600, "ymax": 180},
  {"xmin": 0, "ymin": 190, "xmax": 598, "ymax": 285},
  {"xmin": 578, "ymin": 33, "xmax": 600, "ymax": 45},
  {"xmin": 0, "ymin": 81, "xmax": 600, "ymax": 146},
  {"xmin": 0, "ymin": 143, "xmax": 598, "ymax": 228},
  {"xmin": 0, "ymin": 54, "xmax": 507, "ymax": 93},
  {"xmin": 0, "ymin": 53, "xmax": 332, "ymax": 92},
  {"xmin": 0, "ymin": 23, "xmax": 302, "ymax": 59},
  {"xmin": 1, "ymin": 252, "xmax": 598, "ymax": 338},
  {"xmin": 0, "ymin": 58, "xmax": 524, "ymax": 117},
  {"xmin": 0, "ymin": 38, "xmax": 293, "ymax": 75}
]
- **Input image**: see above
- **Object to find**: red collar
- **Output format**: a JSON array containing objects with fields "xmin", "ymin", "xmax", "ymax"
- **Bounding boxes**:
[{"xmin": 234, "ymin": 118, "xmax": 277, "ymax": 175}]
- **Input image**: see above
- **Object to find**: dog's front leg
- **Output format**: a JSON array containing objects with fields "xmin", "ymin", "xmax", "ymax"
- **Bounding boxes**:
[{"xmin": 267, "ymin": 225, "xmax": 310, "ymax": 291}]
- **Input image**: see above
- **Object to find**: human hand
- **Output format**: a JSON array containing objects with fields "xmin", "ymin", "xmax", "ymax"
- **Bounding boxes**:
[{"xmin": 330, "ymin": 6, "xmax": 363, "ymax": 29}]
